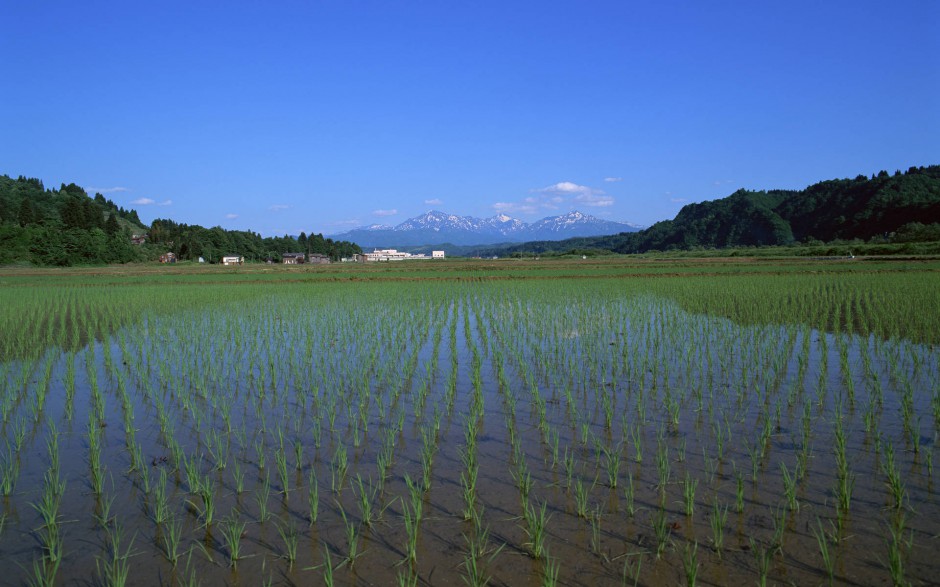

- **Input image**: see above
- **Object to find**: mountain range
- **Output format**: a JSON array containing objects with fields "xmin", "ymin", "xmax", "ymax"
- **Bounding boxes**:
[{"xmin": 332, "ymin": 210, "xmax": 641, "ymax": 247}]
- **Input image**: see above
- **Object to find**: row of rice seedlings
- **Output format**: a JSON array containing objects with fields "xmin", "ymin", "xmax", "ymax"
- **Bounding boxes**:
[
  {"xmin": 477, "ymin": 279, "xmax": 937, "ymax": 585},
  {"xmin": 0, "ymin": 275, "xmax": 937, "ymax": 584}
]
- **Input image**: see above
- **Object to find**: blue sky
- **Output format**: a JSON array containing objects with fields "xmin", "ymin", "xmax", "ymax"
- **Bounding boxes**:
[{"xmin": 2, "ymin": 1, "xmax": 937, "ymax": 236}]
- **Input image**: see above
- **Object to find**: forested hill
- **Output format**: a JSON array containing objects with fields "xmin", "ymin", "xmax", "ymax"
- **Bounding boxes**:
[
  {"xmin": 0, "ymin": 175, "xmax": 148, "ymax": 265},
  {"xmin": 474, "ymin": 165, "xmax": 940, "ymax": 256},
  {"xmin": 146, "ymin": 218, "xmax": 361, "ymax": 264},
  {"xmin": 0, "ymin": 174, "xmax": 362, "ymax": 265}
]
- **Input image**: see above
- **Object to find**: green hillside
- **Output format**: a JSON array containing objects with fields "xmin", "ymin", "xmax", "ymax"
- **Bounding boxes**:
[
  {"xmin": 473, "ymin": 165, "xmax": 940, "ymax": 256},
  {"xmin": 0, "ymin": 173, "xmax": 362, "ymax": 266},
  {"xmin": 0, "ymin": 175, "xmax": 148, "ymax": 265}
]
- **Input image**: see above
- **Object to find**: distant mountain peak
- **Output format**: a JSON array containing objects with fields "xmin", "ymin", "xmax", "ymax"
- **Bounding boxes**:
[{"xmin": 333, "ymin": 209, "xmax": 640, "ymax": 248}]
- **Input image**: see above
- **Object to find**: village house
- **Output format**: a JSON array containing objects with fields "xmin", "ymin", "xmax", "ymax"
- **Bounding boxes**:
[
  {"xmin": 282, "ymin": 252, "xmax": 306, "ymax": 264},
  {"xmin": 308, "ymin": 253, "xmax": 331, "ymax": 265},
  {"xmin": 222, "ymin": 255, "xmax": 243, "ymax": 266},
  {"xmin": 131, "ymin": 234, "xmax": 147, "ymax": 245}
]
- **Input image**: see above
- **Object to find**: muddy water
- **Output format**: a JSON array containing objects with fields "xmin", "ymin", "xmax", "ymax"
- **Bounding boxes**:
[{"xmin": 0, "ymin": 288, "xmax": 938, "ymax": 586}]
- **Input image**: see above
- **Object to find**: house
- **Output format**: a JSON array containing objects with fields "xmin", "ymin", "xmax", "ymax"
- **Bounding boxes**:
[
  {"xmin": 131, "ymin": 234, "xmax": 147, "ymax": 245},
  {"xmin": 222, "ymin": 255, "xmax": 243, "ymax": 266},
  {"xmin": 432, "ymin": 250, "xmax": 445, "ymax": 259},
  {"xmin": 308, "ymin": 254, "xmax": 331, "ymax": 264},
  {"xmin": 159, "ymin": 252, "xmax": 176, "ymax": 264},
  {"xmin": 282, "ymin": 252, "xmax": 306, "ymax": 264}
]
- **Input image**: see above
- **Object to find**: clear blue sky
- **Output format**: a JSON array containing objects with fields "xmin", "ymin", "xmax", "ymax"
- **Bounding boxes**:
[{"xmin": 2, "ymin": 1, "xmax": 937, "ymax": 236}]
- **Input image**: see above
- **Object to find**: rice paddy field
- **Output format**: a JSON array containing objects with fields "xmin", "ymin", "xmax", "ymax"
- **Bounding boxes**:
[{"xmin": 0, "ymin": 256, "xmax": 938, "ymax": 586}]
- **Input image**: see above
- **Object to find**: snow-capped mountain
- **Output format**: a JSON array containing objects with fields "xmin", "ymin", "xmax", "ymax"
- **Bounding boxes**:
[
  {"xmin": 481, "ymin": 213, "xmax": 527, "ymax": 235},
  {"xmin": 395, "ymin": 211, "xmax": 482, "ymax": 232},
  {"xmin": 332, "ymin": 210, "xmax": 640, "ymax": 247}
]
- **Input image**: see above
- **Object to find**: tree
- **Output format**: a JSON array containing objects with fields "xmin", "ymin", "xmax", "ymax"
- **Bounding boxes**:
[
  {"xmin": 105, "ymin": 213, "xmax": 120, "ymax": 236},
  {"xmin": 18, "ymin": 198, "xmax": 36, "ymax": 226}
]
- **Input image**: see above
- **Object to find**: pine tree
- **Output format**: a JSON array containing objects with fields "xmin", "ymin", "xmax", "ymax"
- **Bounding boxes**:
[{"xmin": 105, "ymin": 213, "xmax": 120, "ymax": 236}]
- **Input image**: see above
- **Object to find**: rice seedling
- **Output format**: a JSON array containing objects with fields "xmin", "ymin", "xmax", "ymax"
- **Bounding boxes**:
[
  {"xmin": 460, "ymin": 464, "xmax": 478, "ymax": 522},
  {"xmin": 604, "ymin": 445, "xmax": 621, "ymax": 489},
  {"xmin": 23, "ymin": 554, "xmax": 60, "ymax": 587},
  {"xmin": 780, "ymin": 461, "xmax": 799, "ymax": 512},
  {"xmin": 461, "ymin": 520, "xmax": 504, "ymax": 587},
  {"xmin": 219, "ymin": 510, "xmax": 247, "ymax": 566},
  {"xmin": 354, "ymin": 474, "xmax": 378, "ymax": 528},
  {"xmin": 151, "ymin": 468, "xmax": 170, "ymax": 525},
  {"xmin": 812, "ymin": 518, "xmax": 834, "ymax": 586},
  {"xmin": 274, "ymin": 443, "xmax": 290, "ymax": 495},
  {"xmin": 183, "ymin": 454, "xmax": 202, "ymax": 495},
  {"xmin": 620, "ymin": 553, "xmax": 642, "ymax": 587},
  {"xmin": 589, "ymin": 505, "xmax": 603, "ymax": 555},
  {"xmin": 96, "ymin": 522, "xmax": 135, "ymax": 587},
  {"xmin": 95, "ymin": 486, "xmax": 117, "ymax": 528},
  {"xmin": 623, "ymin": 472, "xmax": 636, "ymax": 517},
  {"xmin": 1, "ymin": 443, "xmax": 19, "ymax": 497},
  {"xmin": 656, "ymin": 441, "xmax": 670, "ymax": 491},
  {"xmin": 232, "ymin": 459, "xmax": 245, "ymax": 495},
  {"xmin": 522, "ymin": 499, "xmax": 551, "ymax": 559},
  {"xmin": 770, "ymin": 503, "xmax": 787, "ymax": 554},
  {"xmin": 337, "ymin": 504, "xmax": 362, "ymax": 568},
  {"xmin": 882, "ymin": 443, "xmax": 908, "ymax": 511},
  {"xmin": 331, "ymin": 443, "xmax": 348, "ymax": 493},
  {"xmin": 276, "ymin": 518, "xmax": 299, "ymax": 568},
  {"xmin": 31, "ymin": 470, "xmax": 65, "ymax": 566},
  {"xmin": 682, "ymin": 541, "xmax": 699, "ymax": 587},
  {"xmin": 710, "ymin": 497, "xmax": 727, "ymax": 558},
  {"xmin": 191, "ymin": 478, "xmax": 216, "ymax": 528},
  {"xmin": 630, "ymin": 424, "xmax": 643, "ymax": 463},
  {"xmin": 750, "ymin": 539, "xmax": 773, "ymax": 587},
  {"xmin": 573, "ymin": 478, "xmax": 589, "ymax": 519},
  {"xmin": 542, "ymin": 550, "xmax": 560, "ymax": 587},
  {"xmin": 682, "ymin": 472, "xmax": 697, "ymax": 517},
  {"xmin": 256, "ymin": 472, "xmax": 271, "ymax": 523},
  {"xmin": 206, "ymin": 429, "xmax": 228, "ymax": 471},
  {"xmin": 652, "ymin": 505, "xmax": 670, "ymax": 559},
  {"xmin": 319, "ymin": 544, "xmax": 335, "ymax": 587},
  {"xmin": 396, "ymin": 565, "xmax": 419, "ymax": 587},
  {"xmin": 308, "ymin": 470, "xmax": 319, "ymax": 525},
  {"xmin": 885, "ymin": 514, "xmax": 911, "ymax": 587},
  {"xmin": 161, "ymin": 516, "xmax": 184, "ymax": 566},
  {"xmin": 563, "ymin": 448, "xmax": 575, "ymax": 487},
  {"xmin": 734, "ymin": 467, "xmax": 745, "ymax": 513}
]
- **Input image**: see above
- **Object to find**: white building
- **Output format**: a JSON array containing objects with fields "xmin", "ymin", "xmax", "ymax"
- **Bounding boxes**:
[
  {"xmin": 222, "ymin": 255, "xmax": 243, "ymax": 266},
  {"xmin": 361, "ymin": 249, "xmax": 444, "ymax": 262}
]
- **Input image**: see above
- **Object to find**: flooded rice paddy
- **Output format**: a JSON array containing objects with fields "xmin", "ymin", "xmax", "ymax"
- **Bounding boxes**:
[{"xmin": 0, "ymin": 276, "xmax": 938, "ymax": 586}]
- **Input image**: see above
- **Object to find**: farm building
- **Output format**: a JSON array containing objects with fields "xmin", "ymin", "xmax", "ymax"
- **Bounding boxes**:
[
  {"xmin": 359, "ymin": 249, "xmax": 445, "ymax": 262},
  {"xmin": 222, "ymin": 255, "xmax": 243, "ymax": 266},
  {"xmin": 308, "ymin": 254, "xmax": 331, "ymax": 264},
  {"xmin": 282, "ymin": 252, "xmax": 306, "ymax": 264}
]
